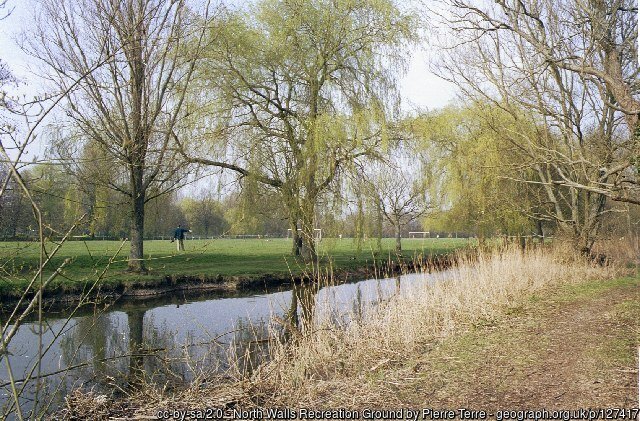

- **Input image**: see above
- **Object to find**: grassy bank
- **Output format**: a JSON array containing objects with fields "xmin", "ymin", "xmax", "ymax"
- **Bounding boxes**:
[
  {"xmin": 0, "ymin": 238, "xmax": 469, "ymax": 299},
  {"xmin": 68, "ymin": 246, "xmax": 639, "ymax": 418}
]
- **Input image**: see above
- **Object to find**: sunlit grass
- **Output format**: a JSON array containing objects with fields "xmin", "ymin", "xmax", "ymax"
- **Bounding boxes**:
[{"xmin": 0, "ymin": 238, "xmax": 471, "ymax": 296}]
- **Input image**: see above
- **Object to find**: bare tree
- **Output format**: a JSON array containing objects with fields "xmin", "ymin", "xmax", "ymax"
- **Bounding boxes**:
[
  {"xmin": 365, "ymin": 142, "xmax": 432, "ymax": 252},
  {"xmin": 0, "ymin": 0, "xmax": 11, "ymax": 20},
  {"xmin": 439, "ymin": 0, "xmax": 638, "ymax": 196},
  {"xmin": 0, "ymin": 0, "xmax": 16, "ymax": 120},
  {"xmin": 0, "ymin": 61, "xmax": 14, "ymax": 111},
  {"xmin": 0, "ymin": 2, "xmax": 155, "ymax": 417},
  {"xmin": 27, "ymin": 0, "xmax": 209, "ymax": 272},
  {"xmin": 434, "ymin": 0, "xmax": 636, "ymax": 251}
]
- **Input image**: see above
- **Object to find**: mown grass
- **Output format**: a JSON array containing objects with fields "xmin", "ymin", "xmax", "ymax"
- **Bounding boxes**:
[{"xmin": 0, "ymin": 237, "xmax": 470, "ymax": 296}]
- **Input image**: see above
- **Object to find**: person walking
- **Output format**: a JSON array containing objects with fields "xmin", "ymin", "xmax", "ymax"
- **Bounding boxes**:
[{"xmin": 173, "ymin": 225, "xmax": 192, "ymax": 251}]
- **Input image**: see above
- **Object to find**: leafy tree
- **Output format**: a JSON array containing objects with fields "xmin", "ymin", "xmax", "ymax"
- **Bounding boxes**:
[
  {"xmin": 145, "ymin": 193, "xmax": 185, "ymax": 239},
  {"xmin": 0, "ymin": 165, "xmax": 31, "ymax": 238},
  {"xmin": 222, "ymin": 186, "xmax": 289, "ymax": 237},
  {"xmin": 182, "ymin": 0, "xmax": 415, "ymax": 261},
  {"xmin": 180, "ymin": 195, "xmax": 228, "ymax": 237},
  {"xmin": 436, "ymin": 0, "xmax": 637, "ymax": 251},
  {"xmin": 412, "ymin": 106, "xmax": 542, "ymax": 242},
  {"xmin": 26, "ymin": 165, "xmax": 72, "ymax": 235}
]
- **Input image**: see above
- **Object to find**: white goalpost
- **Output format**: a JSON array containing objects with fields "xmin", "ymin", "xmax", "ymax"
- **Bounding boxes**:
[
  {"xmin": 408, "ymin": 231, "xmax": 430, "ymax": 238},
  {"xmin": 287, "ymin": 228, "xmax": 323, "ymax": 241}
]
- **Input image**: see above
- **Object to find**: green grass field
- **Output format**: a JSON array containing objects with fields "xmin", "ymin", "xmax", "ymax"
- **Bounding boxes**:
[{"xmin": 0, "ymin": 237, "xmax": 472, "ymax": 297}]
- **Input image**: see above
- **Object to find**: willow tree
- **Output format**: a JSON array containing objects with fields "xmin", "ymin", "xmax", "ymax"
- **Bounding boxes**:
[
  {"xmin": 436, "ymin": 0, "xmax": 638, "ymax": 251},
  {"xmin": 412, "ymin": 105, "xmax": 548, "ymax": 243},
  {"xmin": 29, "ymin": 0, "xmax": 209, "ymax": 272},
  {"xmin": 182, "ymin": 0, "xmax": 414, "ymax": 261}
]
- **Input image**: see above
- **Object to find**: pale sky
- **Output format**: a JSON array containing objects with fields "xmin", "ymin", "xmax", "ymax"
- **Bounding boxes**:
[
  {"xmin": 0, "ymin": 0, "xmax": 458, "ymax": 160},
  {"xmin": 0, "ymin": 1, "xmax": 33, "ymax": 92}
]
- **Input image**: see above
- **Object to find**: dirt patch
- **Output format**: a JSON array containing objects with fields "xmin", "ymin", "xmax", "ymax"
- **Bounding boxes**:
[{"xmin": 392, "ymin": 277, "xmax": 640, "ymax": 408}]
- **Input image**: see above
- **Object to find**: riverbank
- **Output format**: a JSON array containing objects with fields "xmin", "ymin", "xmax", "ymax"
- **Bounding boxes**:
[
  {"xmin": 0, "ymin": 238, "xmax": 464, "ymax": 308},
  {"xmin": 59, "ymin": 247, "xmax": 638, "ymax": 419},
  {"xmin": 7, "ymin": 256, "xmax": 452, "ymax": 311}
]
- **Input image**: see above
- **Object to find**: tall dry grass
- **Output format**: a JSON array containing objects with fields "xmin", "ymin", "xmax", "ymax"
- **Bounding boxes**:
[
  {"xmin": 592, "ymin": 237, "xmax": 640, "ymax": 269},
  {"xmin": 246, "ymin": 245, "xmax": 618, "ymax": 407},
  {"xmin": 60, "ymin": 246, "xmax": 620, "ymax": 418}
]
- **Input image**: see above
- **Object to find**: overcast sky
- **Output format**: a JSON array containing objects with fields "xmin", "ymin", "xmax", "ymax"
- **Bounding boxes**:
[{"xmin": 0, "ymin": 0, "xmax": 458, "ymax": 160}]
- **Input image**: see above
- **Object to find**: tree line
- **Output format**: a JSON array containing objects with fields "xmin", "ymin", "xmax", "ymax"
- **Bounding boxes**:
[
  {"xmin": 0, "ymin": 0, "xmax": 637, "ymax": 272},
  {"xmin": 0, "ymin": 160, "xmax": 429, "ymax": 241}
]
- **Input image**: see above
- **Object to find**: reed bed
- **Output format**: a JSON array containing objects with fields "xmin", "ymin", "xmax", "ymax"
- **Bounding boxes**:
[
  {"xmin": 246, "ymin": 245, "xmax": 617, "ymax": 407},
  {"xmin": 60, "ymin": 246, "xmax": 618, "ymax": 418}
]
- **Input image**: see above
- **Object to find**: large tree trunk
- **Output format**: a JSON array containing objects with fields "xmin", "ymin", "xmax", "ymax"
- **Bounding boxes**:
[
  {"xmin": 290, "ymin": 219, "xmax": 301, "ymax": 257},
  {"xmin": 285, "ymin": 188, "xmax": 316, "ymax": 262},
  {"xmin": 285, "ymin": 193, "xmax": 302, "ymax": 256},
  {"xmin": 575, "ymin": 235, "xmax": 595, "ymax": 257},
  {"xmin": 128, "ymin": 18, "xmax": 147, "ymax": 273},
  {"xmin": 289, "ymin": 206, "xmax": 302, "ymax": 256},
  {"xmin": 128, "ymin": 172, "xmax": 146, "ymax": 272},
  {"xmin": 394, "ymin": 223, "xmax": 402, "ymax": 252},
  {"xmin": 575, "ymin": 190, "xmax": 607, "ymax": 256},
  {"xmin": 299, "ymin": 200, "xmax": 317, "ymax": 263}
]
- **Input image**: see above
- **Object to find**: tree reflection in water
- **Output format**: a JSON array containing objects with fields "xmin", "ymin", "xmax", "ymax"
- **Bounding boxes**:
[
  {"xmin": 2, "ymin": 271, "xmax": 435, "ymax": 415},
  {"xmin": 59, "ymin": 311, "xmax": 128, "ymax": 394},
  {"xmin": 284, "ymin": 281, "xmax": 318, "ymax": 336},
  {"xmin": 126, "ymin": 308, "xmax": 145, "ymax": 387}
]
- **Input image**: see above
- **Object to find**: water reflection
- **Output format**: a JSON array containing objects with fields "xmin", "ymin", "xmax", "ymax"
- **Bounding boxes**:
[
  {"xmin": 0, "ymin": 270, "xmax": 449, "ymax": 417},
  {"xmin": 288, "ymin": 282, "xmax": 317, "ymax": 335},
  {"xmin": 126, "ymin": 308, "xmax": 145, "ymax": 385}
]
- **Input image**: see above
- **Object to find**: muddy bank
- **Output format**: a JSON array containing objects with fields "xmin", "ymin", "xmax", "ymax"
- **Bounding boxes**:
[{"xmin": 0, "ymin": 254, "xmax": 455, "ymax": 312}]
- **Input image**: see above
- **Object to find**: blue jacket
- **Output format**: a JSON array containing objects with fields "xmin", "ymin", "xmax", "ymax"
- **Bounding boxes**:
[{"xmin": 174, "ymin": 228, "xmax": 190, "ymax": 240}]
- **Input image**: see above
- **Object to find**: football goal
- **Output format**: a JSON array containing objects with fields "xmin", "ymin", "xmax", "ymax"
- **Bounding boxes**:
[
  {"xmin": 287, "ymin": 228, "xmax": 322, "ymax": 241},
  {"xmin": 408, "ymin": 231, "xmax": 430, "ymax": 238}
]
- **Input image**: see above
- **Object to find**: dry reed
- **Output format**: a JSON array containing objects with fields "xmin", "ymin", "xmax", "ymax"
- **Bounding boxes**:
[
  {"xmin": 247, "ymin": 245, "xmax": 618, "ymax": 407},
  {"xmin": 61, "ymin": 246, "xmax": 619, "ymax": 417}
]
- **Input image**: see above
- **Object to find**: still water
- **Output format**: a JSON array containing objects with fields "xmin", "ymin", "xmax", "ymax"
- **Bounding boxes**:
[{"xmin": 0, "ymin": 270, "xmax": 449, "ymax": 416}]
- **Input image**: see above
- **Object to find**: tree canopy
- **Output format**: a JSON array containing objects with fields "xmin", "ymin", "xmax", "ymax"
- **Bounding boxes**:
[{"xmin": 180, "ymin": 0, "xmax": 416, "ymax": 261}]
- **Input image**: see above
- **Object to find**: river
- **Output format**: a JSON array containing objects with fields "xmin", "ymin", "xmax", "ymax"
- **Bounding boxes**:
[{"xmin": 0, "ymin": 270, "xmax": 450, "ymax": 417}]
